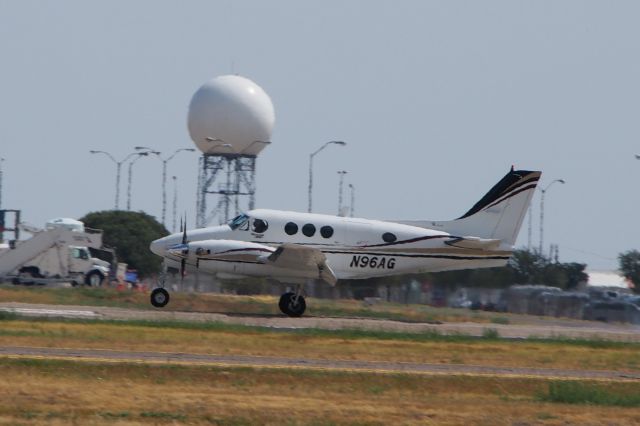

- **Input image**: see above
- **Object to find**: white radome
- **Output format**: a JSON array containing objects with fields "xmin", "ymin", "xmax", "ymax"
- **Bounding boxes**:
[{"xmin": 187, "ymin": 75, "xmax": 275, "ymax": 156}]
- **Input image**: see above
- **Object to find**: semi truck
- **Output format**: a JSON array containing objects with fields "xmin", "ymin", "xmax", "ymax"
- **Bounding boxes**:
[{"xmin": 0, "ymin": 216, "xmax": 111, "ymax": 286}]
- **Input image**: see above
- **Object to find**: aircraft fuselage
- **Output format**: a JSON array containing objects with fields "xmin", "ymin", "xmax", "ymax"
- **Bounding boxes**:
[{"xmin": 151, "ymin": 209, "xmax": 511, "ymax": 283}]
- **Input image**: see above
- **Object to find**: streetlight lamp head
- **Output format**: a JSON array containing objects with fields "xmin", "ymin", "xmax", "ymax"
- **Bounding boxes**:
[
  {"xmin": 89, "ymin": 150, "xmax": 99, "ymax": 154},
  {"xmin": 186, "ymin": 148, "xmax": 196, "ymax": 152},
  {"xmin": 332, "ymin": 141, "xmax": 346, "ymax": 146},
  {"xmin": 635, "ymin": 154, "xmax": 640, "ymax": 160},
  {"xmin": 558, "ymin": 179, "xmax": 566, "ymax": 184},
  {"xmin": 135, "ymin": 146, "xmax": 152, "ymax": 151}
]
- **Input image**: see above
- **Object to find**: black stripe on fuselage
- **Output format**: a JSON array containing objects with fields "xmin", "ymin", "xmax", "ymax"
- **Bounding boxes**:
[
  {"xmin": 322, "ymin": 250, "xmax": 509, "ymax": 260},
  {"xmin": 197, "ymin": 258, "xmax": 261, "ymax": 265}
]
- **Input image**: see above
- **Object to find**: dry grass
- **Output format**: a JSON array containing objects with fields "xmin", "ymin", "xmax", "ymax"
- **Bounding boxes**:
[
  {"xmin": 0, "ymin": 318, "xmax": 639, "ymax": 373},
  {"xmin": 0, "ymin": 359, "xmax": 639, "ymax": 425}
]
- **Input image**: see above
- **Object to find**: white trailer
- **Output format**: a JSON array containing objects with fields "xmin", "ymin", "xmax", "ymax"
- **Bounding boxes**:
[{"xmin": 0, "ymin": 221, "xmax": 111, "ymax": 286}]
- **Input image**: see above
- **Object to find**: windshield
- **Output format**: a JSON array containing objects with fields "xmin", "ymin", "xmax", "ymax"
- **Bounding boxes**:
[{"xmin": 228, "ymin": 213, "xmax": 249, "ymax": 230}]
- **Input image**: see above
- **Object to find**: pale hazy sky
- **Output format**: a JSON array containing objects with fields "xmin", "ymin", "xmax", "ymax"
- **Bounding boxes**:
[{"xmin": 1, "ymin": 1, "xmax": 638, "ymax": 270}]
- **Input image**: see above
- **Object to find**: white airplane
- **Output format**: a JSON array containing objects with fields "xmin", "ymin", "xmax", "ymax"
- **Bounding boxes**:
[{"xmin": 150, "ymin": 168, "xmax": 541, "ymax": 316}]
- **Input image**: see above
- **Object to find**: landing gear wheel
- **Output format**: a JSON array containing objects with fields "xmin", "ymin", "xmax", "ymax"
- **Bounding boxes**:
[
  {"xmin": 150, "ymin": 288, "xmax": 170, "ymax": 308},
  {"xmin": 85, "ymin": 271, "xmax": 104, "ymax": 287},
  {"xmin": 278, "ymin": 292, "xmax": 306, "ymax": 317}
]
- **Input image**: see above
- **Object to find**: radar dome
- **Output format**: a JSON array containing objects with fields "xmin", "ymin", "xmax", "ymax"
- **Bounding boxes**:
[{"xmin": 188, "ymin": 75, "xmax": 275, "ymax": 156}]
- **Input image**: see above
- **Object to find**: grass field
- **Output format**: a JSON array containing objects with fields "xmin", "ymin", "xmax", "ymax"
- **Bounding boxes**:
[
  {"xmin": 1, "ymin": 316, "xmax": 640, "ymax": 372},
  {"xmin": 1, "ymin": 358, "xmax": 639, "ymax": 425},
  {"xmin": 2, "ymin": 286, "xmax": 640, "ymax": 424}
]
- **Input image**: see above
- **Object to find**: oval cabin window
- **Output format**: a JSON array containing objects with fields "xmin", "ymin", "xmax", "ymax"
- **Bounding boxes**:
[
  {"xmin": 302, "ymin": 223, "xmax": 316, "ymax": 237},
  {"xmin": 284, "ymin": 222, "xmax": 298, "ymax": 235},
  {"xmin": 382, "ymin": 232, "xmax": 397, "ymax": 243},
  {"xmin": 320, "ymin": 226, "xmax": 334, "ymax": 239}
]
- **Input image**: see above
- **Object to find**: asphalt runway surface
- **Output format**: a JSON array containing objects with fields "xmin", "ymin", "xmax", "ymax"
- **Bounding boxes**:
[
  {"xmin": 1, "ymin": 301, "xmax": 640, "ymax": 341},
  {"xmin": 1, "ymin": 302, "xmax": 639, "ymax": 381}
]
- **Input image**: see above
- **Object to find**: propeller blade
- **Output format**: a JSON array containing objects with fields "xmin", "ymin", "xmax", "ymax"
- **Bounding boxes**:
[{"xmin": 182, "ymin": 215, "xmax": 188, "ymax": 245}]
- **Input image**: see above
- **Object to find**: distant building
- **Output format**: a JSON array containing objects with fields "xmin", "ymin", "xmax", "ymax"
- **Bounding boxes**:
[{"xmin": 586, "ymin": 270, "xmax": 631, "ymax": 289}]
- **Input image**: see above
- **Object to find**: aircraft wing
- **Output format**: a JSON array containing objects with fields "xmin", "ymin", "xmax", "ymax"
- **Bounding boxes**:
[{"xmin": 262, "ymin": 244, "xmax": 338, "ymax": 286}]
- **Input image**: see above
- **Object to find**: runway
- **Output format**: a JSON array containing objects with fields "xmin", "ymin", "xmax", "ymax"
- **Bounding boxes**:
[
  {"xmin": 2, "ymin": 345, "xmax": 639, "ymax": 381},
  {"xmin": 1, "ymin": 301, "xmax": 640, "ymax": 341}
]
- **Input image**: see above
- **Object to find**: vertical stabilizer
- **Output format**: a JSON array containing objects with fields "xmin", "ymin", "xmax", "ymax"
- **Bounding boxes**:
[{"xmin": 402, "ymin": 169, "xmax": 541, "ymax": 247}]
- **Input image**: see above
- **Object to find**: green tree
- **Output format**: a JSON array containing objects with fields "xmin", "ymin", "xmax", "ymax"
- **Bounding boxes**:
[
  {"xmin": 80, "ymin": 211, "xmax": 168, "ymax": 278},
  {"xmin": 619, "ymin": 250, "xmax": 640, "ymax": 293}
]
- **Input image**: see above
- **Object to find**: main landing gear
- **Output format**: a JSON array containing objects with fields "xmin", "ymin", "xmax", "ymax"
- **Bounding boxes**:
[{"xmin": 279, "ymin": 286, "xmax": 306, "ymax": 317}]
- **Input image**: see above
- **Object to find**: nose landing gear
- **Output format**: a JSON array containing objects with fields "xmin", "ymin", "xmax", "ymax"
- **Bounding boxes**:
[
  {"xmin": 150, "ymin": 266, "xmax": 170, "ymax": 308},
  {"xmin": 150, "ymin": 287, "xmax": 170, "ymax": 308}
]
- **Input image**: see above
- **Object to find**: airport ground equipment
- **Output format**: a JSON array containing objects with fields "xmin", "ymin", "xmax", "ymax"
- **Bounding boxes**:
[{"xmin": 0, "ymin": 219, "xmax": 110, "ymax": 286}]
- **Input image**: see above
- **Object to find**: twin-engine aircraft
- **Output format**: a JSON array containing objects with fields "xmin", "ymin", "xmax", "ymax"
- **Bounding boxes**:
[{"xmin": 150, "ymin": 168, "xmax": 541, "ymax": 317}]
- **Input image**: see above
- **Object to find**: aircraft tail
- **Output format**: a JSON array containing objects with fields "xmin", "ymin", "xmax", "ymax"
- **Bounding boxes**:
[{"xmin": 402, "ymin": 168, "xmax": 541, "ymax": 248}]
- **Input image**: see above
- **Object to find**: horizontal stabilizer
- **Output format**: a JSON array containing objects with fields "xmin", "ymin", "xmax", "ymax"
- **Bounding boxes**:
[{"xmin": 445, "ymin": 237, "xmax": 501, "ymax": 250}]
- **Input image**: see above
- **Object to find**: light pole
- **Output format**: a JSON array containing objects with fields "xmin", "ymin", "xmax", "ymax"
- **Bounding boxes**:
[
  {"xmin": 126, "ymin": 152, "xmax": 151, "ymax": 211},
  {"xmin": 348, "ymin": 183, "xmax": 355, "ymax": 217},
  {"xmin": 308, "ymin": 141, "xmax": 346, "ymax": 213},
  {"xmin": 136, "ymin": 147, "xmax": 196, "ymax": 226},
  {"xmin": 172, "ymin": 175, "xmax": 178, "ymax": 232},
  {"xmin": 539, "ymin": 179, "xmax": 566, "ymax": 256},
  {"xmin": 89, "ymin": 150, "xmax": 142, "ymax": 209},
  {"xmin": 337, "ymin": 171, "xmax": 348, "ymax": 216},
  {"xmin": 0, "ymin": 157, "xmax": 4, "ymax": 210}
]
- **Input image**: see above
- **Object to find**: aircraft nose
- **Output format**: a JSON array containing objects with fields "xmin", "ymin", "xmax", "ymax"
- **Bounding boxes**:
[{"xmin": 150, "ymin": 238, "xmax": 165, "ymax": 256}]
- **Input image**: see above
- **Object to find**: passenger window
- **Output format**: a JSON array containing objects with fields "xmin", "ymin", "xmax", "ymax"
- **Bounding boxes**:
[
  {"xmin": 285, "ymin": 222, "xmax": 298, "ymax": 235},
  {"xmin": 382, "ymin": 232, "xmax": 397, "ymax": 243},
  {"xmin": 252, "ymin": 218, "xmax": 268, "ymax": 233},
  {"xmin": 320, "ymin": 226, "xmax": 334, "ymax": 239},
  {"xmin": 302, "ymin": 223, "xmax": 316, "ymax": 237}
]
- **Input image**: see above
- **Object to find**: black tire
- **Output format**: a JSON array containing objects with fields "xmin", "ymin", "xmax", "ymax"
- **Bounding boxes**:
[
  {"xmin": 150, "ymin": 288, "xmax": 170, "ymax": 308},
  {"xmin": 84, "ymin": 271, "xmax": 104, "ymax": 287},
  {"xmin": 278, "ymin": 292, "xmax": 306, "ymax": 317},
  {"xmin": 16, "ymin": 267, "xmax": 41, "ymax": 285}
]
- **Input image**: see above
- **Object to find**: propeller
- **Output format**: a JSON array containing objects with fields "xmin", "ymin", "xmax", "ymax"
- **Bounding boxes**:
[{"xmin": 180, "ymin": 215, "xmax": 188, "ymax": 283}]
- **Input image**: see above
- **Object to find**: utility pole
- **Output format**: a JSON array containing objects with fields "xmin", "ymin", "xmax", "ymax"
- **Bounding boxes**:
[
  {"xmin": 307, "ymin": 141, "xmax": 346, "ymax": 212},
  {"xmin": 348, "ymin": 183, "xmax": 355, "ymax": 217},
  {"xmin": 135, "ymin": 147, "xmax": 195, "ymax": 226},
  {"xmin": 527, "ymin": 204, "xmax": 532, "ymax": 251},
  {"xmin": 337, "ymin": 171, "xmax": 347, "ymax": 216},
  {"xmin": 90, "ymin": 150, "xmax": 143, "ymax": 210},
  {"xmin": 0, "ymin": 158, "xmax": 4, "ymax": 210},
  {"xmin": 126, "ymin": 152, "xmax": 149, "ymax": 210},
  {"xmin": 172, "ymin": 176, "xmax": 178, "ymax": 233},
  {"xmin": 539, "ymin": 179, "xmax": 565, "ymax": 256}
]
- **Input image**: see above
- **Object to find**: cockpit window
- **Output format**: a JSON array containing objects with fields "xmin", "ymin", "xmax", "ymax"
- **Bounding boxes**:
[
  {"xmin": 228, "ymin": 214, "xmax": 249, "ymax": 230},
  {"xmin": 252, "ymin": 218, "xmax": 268, "ymax": 233}
]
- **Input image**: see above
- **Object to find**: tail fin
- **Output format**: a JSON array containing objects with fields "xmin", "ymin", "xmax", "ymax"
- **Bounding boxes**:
[{"xmin": 402, "ymin": 168, "xmax": 541, "ymax": 247}]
